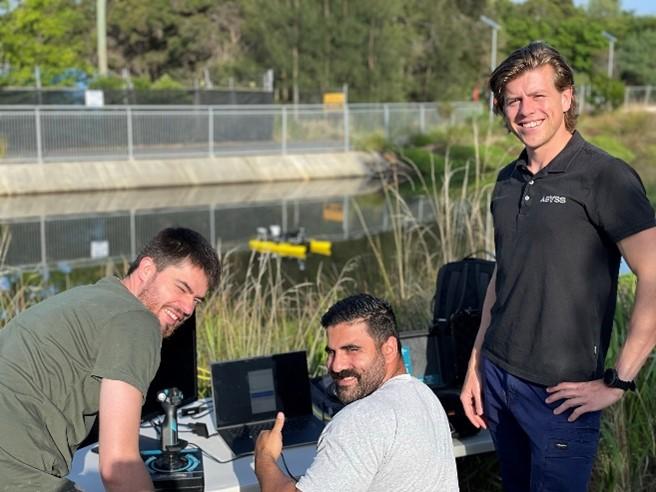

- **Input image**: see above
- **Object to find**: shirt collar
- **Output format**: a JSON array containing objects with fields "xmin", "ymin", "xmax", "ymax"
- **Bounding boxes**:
[{"xmin": 514, "ymin": 130, "xmax": 585, "ymax": 176}]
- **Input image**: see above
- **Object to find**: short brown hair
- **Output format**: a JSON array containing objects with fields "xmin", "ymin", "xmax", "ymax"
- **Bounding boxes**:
[
  {"xmin": 127, "ymin": 227, "xmax": 221, "ymax": 291},
  {"xmin": 490, "ymin": 41, "xmax": 577, "ymax": 132}
]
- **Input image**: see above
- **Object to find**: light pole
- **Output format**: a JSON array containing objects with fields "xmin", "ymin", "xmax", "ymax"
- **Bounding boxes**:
[
  {"xmin": 480, "ymin": 15, "xmax": 501, "ymax": 120},
  {"xmin": 602, "ymin": 31, "xmax": 617, "ymax": 78},
  {"xmin": 97, "ymin": 0, "xmax": 107, "ymax": 76}
]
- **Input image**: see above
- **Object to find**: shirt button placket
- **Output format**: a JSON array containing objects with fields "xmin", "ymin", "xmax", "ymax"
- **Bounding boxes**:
[{"xmin": 523, "ymin": 179, "xmax": 534, "ymax": 207}]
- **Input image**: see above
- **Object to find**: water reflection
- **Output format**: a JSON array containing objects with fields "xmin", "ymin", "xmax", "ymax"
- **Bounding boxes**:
[{"xmin": 0, "ymin": 178, "xmax": 435, "ymax": 271}]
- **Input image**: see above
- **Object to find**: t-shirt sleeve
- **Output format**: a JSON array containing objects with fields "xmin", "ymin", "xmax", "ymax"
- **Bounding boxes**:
[
  {"xmin": 92, "ymin": 310, "xmax": 161, "ymax": 398},
  {"xmin": 296, "ymin": 406, "xmax": 391, "ymax": 492},
  {"xmin": 592, "ymin": 159, "xmax": 656, "ymax": 242}
]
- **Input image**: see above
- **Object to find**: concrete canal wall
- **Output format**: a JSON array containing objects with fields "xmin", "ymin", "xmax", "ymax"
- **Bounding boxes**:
[{"xmin": 0, "ymin": 151, "xmax": 389, "ymax": 196}]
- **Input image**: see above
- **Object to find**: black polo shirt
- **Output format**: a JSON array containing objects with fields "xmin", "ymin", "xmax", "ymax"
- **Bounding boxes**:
[{"xmin": 482, "ymin": 131, "xmax": 656, "ymax": 386}]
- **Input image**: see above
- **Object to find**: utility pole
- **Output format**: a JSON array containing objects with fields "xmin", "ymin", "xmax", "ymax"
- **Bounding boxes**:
[
  {"xmin": 602, "ymin": 31, "xmax": 617, "ymax": 78},
  {"xmin": 97, "ymin": 0, "xmax": 108, "ymax": 76},
  {"xmin": 480, "ymin": 16, "xmax": 501, "ymax": 121}
]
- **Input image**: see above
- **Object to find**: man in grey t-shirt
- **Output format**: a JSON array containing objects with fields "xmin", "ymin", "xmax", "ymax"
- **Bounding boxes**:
[{"xmin": 255, "ymin": 294, "xmax": 458, "ymax": 492}]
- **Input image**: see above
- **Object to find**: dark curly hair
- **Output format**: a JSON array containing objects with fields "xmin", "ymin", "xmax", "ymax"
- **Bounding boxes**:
[{"xmin": 321, "ymin": 293, "xmax": 401, "ymax": 353}]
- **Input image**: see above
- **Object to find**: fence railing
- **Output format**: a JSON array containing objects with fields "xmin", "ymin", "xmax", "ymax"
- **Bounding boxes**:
[
  {"xmin": 624, "ymin": 85, "xmax": 656, "ymax": 106},
  {"xmin": 0, "ymin": 102, "xmax": 483, "ymax": 164}
]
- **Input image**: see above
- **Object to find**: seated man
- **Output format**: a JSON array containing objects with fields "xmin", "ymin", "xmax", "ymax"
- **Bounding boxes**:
[{"xmin": 255, "ymin": 293, "xmax": 459, "ymax": 492}]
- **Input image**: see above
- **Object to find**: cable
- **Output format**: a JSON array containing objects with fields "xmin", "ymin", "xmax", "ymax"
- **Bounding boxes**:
[
  {"xmin": 280, "ymin": 451, "xmax": 299, "ymax": 482},
  {"xmin": 185, "ymin": 441, "xmax": 247, "ymax": 464}
]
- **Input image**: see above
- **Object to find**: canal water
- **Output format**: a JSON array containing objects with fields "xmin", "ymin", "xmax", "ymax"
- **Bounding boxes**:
[{"xmin": 0, "ymin": 177, "xmax": 441, "ymax": 287}]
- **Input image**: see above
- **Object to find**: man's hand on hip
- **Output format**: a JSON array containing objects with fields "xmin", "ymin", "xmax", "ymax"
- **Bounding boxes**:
[{"xmin": 546, "ymin": 379, "xmax": 624, "ymax": 422}]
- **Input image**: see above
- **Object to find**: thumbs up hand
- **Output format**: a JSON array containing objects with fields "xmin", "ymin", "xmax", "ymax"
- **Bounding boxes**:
[{"xmin": 255, "ymin": 411, "xmax": 285, "ymax": 461}]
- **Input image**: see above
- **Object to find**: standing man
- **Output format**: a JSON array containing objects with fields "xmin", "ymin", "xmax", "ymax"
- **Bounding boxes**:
[
  {"xmin": 255, "ymin": 293, "xmax": 458, "ymax": 492},
  {"xmin": 460, "ymin": 41, "xmax": 656, "ymax": 491},
  {"xmin": 0, "ymin": 227, "xmax": 220, "ymax": 491}
]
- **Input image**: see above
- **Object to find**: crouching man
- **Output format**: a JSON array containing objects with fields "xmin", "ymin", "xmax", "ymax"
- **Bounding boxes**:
[{"xmin": 255, "ymin": 293, "xmax": 459, "ymax": 492}]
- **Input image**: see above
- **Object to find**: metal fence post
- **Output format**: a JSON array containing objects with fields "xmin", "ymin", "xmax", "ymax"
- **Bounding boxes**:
[
  {"xmin": 129, "ymin": 209, "xmax": 136, "ymax": 260},
  {"xmin": 342, "ymin": 195, "xmax": 350, "ymax": 240},
  {"xmin": 343, "ymin": 103, "xmax": 350, "ymax": 151},
  {"xmin": 419, "ymin": 104, "xmax": 426, "ymax": 133},
  {"xmin": 35, "ymin": 108, "xmax": 43, "ymax": 164},
  {"xmin": 383, "ymin": 104, "xmax": 390, "ymax": 139},
  {"xmin": 208, "ymin": 107, "xmax": 214, "ymax": 157},
  {"xmin": 126, "ymin": 107, "xmax": 134, "ymax": 160},
  {"xmin": 40, "ymin": 215, "xmax": 47, "ymax": 274},
  {"xmin": 209, "ymin": 204, "xmax": 216, "ymax": 247},
  {"xmin": 281, "ymin": 106, "xmax": 287, "ymax": 155}
]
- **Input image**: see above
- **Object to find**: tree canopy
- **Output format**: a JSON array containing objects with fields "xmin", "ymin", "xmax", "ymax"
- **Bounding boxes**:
[{"xmin": 0, "ymin": 0, "xmax": 654, "ymax": 101}]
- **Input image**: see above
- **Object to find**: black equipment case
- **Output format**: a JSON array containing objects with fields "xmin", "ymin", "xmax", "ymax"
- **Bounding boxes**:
[{"xmin": 431, "ymin": 257, "xmax": 495, "ymax": 387}]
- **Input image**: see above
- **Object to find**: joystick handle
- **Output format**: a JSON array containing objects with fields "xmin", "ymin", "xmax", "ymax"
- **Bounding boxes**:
[{"xmin": 157, "ymin": 387, "xmax": 184, "ymax": 451}]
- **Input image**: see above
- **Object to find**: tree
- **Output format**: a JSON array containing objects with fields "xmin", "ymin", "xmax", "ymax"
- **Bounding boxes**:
[
  {"xmin": 617, "ymin": 19, "xmax": 656, "ymax": 85},
  {"xmin": 587, "ymin": 0, "xmax": 621, "ymax": 18},
  {"xmin": 0, "ymin": 0, "xmax": 92, "ymax": 86},
  {"xmin": 106, "ymin": 0, "xmax": 243, "ymax": 84},
  {"xmin": 406, "ymin": 0, "xmax": 487, "ymax": 101},
  {"xmin": 495, "ymin": 0, "xmax": 606, "ymax": 78}
]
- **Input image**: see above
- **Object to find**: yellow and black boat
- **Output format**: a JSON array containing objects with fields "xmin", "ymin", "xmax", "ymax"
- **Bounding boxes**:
[{"xmin": 248, "ymin": 227, "xmax": 332, "ymax": 260}]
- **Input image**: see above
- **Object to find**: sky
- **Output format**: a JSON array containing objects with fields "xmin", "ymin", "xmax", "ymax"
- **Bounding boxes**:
[{"xmin": 574, "ymin": 0, "xmax": 656, "ymax": 15}]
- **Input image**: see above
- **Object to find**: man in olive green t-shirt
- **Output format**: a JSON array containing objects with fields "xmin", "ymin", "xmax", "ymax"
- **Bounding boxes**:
[{"xmin": 0, "ymin": 227, "xmax": 220, "ymax": 491}]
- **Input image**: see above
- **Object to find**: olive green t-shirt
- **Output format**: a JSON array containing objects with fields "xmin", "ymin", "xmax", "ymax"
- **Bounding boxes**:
[{"xmin": 0, "ymin": 276, "xmax": 161, "ymax": 484}]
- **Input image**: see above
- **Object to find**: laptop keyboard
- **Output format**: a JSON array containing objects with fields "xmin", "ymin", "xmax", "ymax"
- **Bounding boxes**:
[{"xmin": 223, "ymin": 417, "xmax": 310, "ymax": 440}]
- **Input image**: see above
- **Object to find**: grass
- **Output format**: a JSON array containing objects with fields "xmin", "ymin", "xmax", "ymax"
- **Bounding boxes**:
[{"xmin": 592, "ymin": 275, "xmax": 656, "ymax": 492}]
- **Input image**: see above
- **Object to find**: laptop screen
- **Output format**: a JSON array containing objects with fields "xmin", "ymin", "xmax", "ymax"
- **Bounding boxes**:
[
  {"xmin": 211, "ymin": 350, "xmax": 313, "ymax": 427},
  {"xmin": 400, "ymin": 331, "xmax": 443, "ymax": 387}
]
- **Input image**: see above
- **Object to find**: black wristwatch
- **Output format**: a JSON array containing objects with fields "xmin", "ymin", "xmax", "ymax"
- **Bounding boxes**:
[{"xmin": 603, "ymin": 368, "xmax": 636, "ymax": 392}]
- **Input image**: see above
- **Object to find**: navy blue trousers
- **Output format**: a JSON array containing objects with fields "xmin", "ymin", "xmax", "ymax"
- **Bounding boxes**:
[{"xmin": 482, "ymin": 356, "xmax": 601, "ymax": 492}]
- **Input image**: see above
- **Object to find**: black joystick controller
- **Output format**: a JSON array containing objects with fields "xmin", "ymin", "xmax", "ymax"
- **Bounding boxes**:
[{"xmin": 153, "ymin": 387, "xmax": 188, "ymax": 472}]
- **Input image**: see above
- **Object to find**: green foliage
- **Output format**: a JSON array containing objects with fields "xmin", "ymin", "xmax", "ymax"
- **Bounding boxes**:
[
  {"xmin": 106, "ymin": 0, "xmax": 243, "ymax": 82},
  {"xmin": 131, "ymin": 75, "xmax": 151, "ymax": 90},
  {"xmin": 352, "ymin": 132, "xmax": 393, "ymax": 153},
  {"xmin": 151, "ymin": 74, "xmax": 185, "ymax": 90},
  {"xmin": 0, "ymin": 0, "xmax": 92, "ymax": 86},
  {"xmin": 589, "ymin": 73, "xmax": 626, "ymax": 110},
  {"xmin": 593, "ymin": 276, "xmax": 656, "ymax": 491},
  {"xmin": 617, "ymin": 22, "xmax": 656, "ymax": 85},
  {"xmin": 498, "ymin": 0, "xmax": 607, "ymax": 76},
  {"xmin": 88, "ymin": 74, "xmax": 125, "ymax": 90},
  {"xmin": 1, "ymin": 0, "xmax": 655, "ymax": 100},
  {"xmin": 586, "ymin": 135, "xmax": 635, "ymax": 163}
]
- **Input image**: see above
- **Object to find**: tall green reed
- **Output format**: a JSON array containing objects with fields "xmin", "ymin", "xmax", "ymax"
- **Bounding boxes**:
[
  {"xmin": 195, "ymin": 249, "xmax": 357, "ymax": 393},
  {"xmin": 593, "ymin": 275, "xmax": 656, "ymax": 491}
]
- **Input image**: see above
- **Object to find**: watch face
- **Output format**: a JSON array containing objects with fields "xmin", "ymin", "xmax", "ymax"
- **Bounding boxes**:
[{"xmin": 603, "ymin": 369, "xmax": 616, "ymax": 386}]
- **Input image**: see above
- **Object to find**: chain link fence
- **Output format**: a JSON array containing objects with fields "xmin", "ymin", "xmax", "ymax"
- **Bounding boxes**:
[
  {"xmin": 0, "ymin": 102, "xmax": 483, "ymax": 163},
  {"xmin": 624, "ymin": 85, "xmax": 656, "ymax": 107}
]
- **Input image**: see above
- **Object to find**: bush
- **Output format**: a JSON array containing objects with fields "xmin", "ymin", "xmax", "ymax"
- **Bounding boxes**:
[{"xmin": 589, "ymin": 74, "xmax": 625, "ymax": 110}]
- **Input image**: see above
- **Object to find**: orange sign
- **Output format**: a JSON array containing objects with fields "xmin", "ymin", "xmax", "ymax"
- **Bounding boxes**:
[{"xmin": 323, "ymin": 203, "xmax": 344, "ymax": 222}]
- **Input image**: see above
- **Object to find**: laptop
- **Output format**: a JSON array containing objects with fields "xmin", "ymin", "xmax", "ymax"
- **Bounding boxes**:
[
  {"xmin": 210, "ymin": 350, "xmax": 325, "ymax": 456},
  {"xmin": 399, "ymin": 330, "xmax": 445, "ymax": 389}
]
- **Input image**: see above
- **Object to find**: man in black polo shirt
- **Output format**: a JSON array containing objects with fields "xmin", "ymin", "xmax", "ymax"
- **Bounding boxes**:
[{"xmin": 460, "ymin": 42, "xmax": 656, "ymax": 492}]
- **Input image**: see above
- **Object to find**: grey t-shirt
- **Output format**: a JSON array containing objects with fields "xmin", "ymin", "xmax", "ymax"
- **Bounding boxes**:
[
  {"xmin": 0, "ymin": 277, "xmax": 161, "ymax": 486},
  {"xmin": 297, "ymin": 374, "xmax": 459, "ymax": 492}
]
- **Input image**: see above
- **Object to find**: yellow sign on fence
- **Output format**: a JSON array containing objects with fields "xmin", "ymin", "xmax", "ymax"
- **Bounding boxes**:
[{"xmin": 323, "ymin": 92, "xmax": 345, "ymax": 109}]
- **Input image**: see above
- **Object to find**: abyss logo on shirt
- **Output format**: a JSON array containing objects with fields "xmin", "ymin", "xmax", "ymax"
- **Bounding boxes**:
[{"xmin": 539, "ymin": 195, "xmax": 567, "ymax": 204}]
